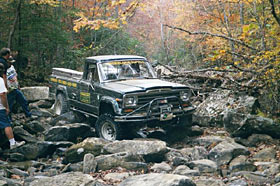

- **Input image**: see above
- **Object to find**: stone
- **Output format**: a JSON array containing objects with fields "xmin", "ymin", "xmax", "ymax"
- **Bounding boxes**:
[
  {"xmin": 119, "ymin": 173, "xmax": 196, "ymax": 186},
  {"xmin": 104, "ymin": 172, "xmax": 131, "ymax": 182},
  {"xmin": 187, "ymin": 159, "xmax": 217, "ymax": 173},
  {"xmin": 83, "ymin": 153, "xmax": 97, "ymax": 174},
  {"xmin": 252, "ymin": 147, "xmax": 276, "ymax": 161},
  {"xmin": 21, "ymin": 86, "xmax": 49, "ymax": 101},
  {"xmin": 29, "ymin": 172, "xmax": 94, "ymax": 186},
  {"xmin": 45, "ymin": 123, "xmax": 95, "ymax": 143},
  {"xmin": 103, "ymin": 139, "xmax": 168, "ymax": 162},
  {"xmin": 64, "ymin": 137, "xmax": 108, "ymax": 163},
  {"xmin": 173, "ymin": 165, "xmax": 200, "ymax": 176},
  {"xmin": 150, "ymin": 162, "xmax": 172, "ymax": 173},
  {"xmin": 208, "ymin": 140, "xmax": 249, "ymax": 166}
]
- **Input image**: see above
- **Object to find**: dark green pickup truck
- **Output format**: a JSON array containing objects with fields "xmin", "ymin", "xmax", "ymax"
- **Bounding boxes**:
[{"xmin": 49, "ymin": 55, "xmax": 195, "ymax": 140}]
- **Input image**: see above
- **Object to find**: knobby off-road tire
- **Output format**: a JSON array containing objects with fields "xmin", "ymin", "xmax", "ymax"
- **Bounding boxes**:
[
  {"xmin": 178, "ymin": 115, "xmax": 193, "ymax": 127},
  {"xmin": 95, "ymin": 114, "xmax": 122, "ymax": 141},
  {"xmin": 54, "ymin": 93, "xmax": 69, "ymax": 115}
]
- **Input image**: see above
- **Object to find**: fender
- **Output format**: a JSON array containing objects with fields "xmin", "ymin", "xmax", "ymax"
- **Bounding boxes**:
[
  {"xmin": 56, "ymin": 85, "xmax": 69, "ymax": 100},
  {"xmin": 100, "ymin": 96, "xmax": 122, "ymax": 115}
]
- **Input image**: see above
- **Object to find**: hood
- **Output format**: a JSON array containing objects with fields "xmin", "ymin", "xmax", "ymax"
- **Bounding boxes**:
[{"xmin": 102, "ymin": 79, "xmax": 186, "ymax": 93}]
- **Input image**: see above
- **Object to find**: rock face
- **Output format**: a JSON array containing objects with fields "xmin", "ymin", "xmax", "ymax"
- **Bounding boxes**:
[{"xmin": 119, "ymin": 173, "xmax": 196, "ymax": 186}]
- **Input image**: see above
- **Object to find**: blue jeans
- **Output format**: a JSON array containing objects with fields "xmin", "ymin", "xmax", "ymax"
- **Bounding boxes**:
[{"xmin": 7, "ymin": 89, "xmax": 31, "ymax": 117}]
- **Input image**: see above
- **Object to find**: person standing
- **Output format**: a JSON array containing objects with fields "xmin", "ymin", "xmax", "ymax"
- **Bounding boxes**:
[
  {"xmin": 6, "ymin": 57, "xmax": 32, "ymax": 119},
  {"xmin": 0, "ymin": 63, "xmax": 25, "ymax": 149},
  {"xmin": 0, "ymin": 48, "xmax": 11, "ymax": 88}
]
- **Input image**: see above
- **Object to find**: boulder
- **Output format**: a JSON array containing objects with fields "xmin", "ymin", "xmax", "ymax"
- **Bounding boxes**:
[
  {"xmin": 44, "ymin": 123, "xmax": 95, "ymax": 143},
  {"xmin": 21, "ymin": 86, "xmax": 49, "ymax": 101},
  {"xmin": 103, "ymin": 139, "xmax": 168, "ymax": 162},
  {"xmin": 224, "ymin": 110, "xmax": 280, "ymax": 138},
  {"xmin": 208, "ymin": 140, "xmax": 250, "ymax": 166},
  {"xmin": 187, "ymin": 159, "xmax": 217, "ymax": 173},
  {"xmin": 193, "ymin": 90, "xmax": 257, "ymax": 127},
  {"xmin": 64, "ymin": 137, "xmax": 109, "ymax": 163},
  {"xmin": 95, "ymin": 152, "xmax": 146, "ymax": 171},
  {"xmin": 29, "ymin": 172, "xmax": 94, "ymax": 186},
  {"xmin": 119, "ymin": 173, "xmax": 196, "ymax": 186},
  {"xmin": 150, "ymin": 162, "xmax": 172, "ymax": 173}
]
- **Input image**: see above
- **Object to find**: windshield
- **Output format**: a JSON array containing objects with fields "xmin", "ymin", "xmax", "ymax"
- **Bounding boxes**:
[{"xmin": 99, "ymin": 60, "xmax": 157, "ymax": 81}]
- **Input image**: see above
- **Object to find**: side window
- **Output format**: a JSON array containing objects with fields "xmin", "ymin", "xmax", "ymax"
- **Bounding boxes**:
[
  {"xmin": 92, "ymin": 66, "xmax": 99, "ymax": 82},
  {"xmin": 87, "ymin": 68, "xmax": 92, "ymax": 80}
]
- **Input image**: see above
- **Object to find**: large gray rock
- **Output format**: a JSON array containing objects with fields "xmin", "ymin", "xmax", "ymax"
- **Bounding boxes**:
[
  {"xmin": 29, "ymin": 172, "xmax": 94, "ymax": 186},
  {"xmin": 21, "ymin": 86, "xmax": 49, "ymax": 101},
  {"xmin": 180, "ymin": 146, "xmax": 208, "ymax": 161},
  {"xmin": 103, "ymin": 139, "xmax": 168, "ymax": 162},
  {"xmin": 64, "ymin": 137, "xmax": 109, "ymax": 163},
  {"xmin": 95, "ymin": 152, "xmax": 146, "ymax": 171},
  {"xmin": 224, "ymin": 111, "xmax": 280, "ymax": 138},
  {"xmin": 193, "ymin": 90, "xmax": 257, "ymax": 127},
  {"xmin": 208, "ymin": 140, "xmax": 250, "ymax": 166},
  {"xmin": 13, "ymin": 126, "xmax": 38, "ymax": 143},
  {"xmin": 187, "ymin": 159, "xmax": 217, "ymax": 173},
  {"xmin": 119, "ymin": 173, "xmax": 196, "ymax": 186},
  {"xmin": 45, "ymin": 123, "xmax": 95, "ymax": 142},
  {"xmin": 193, "ymin": 177, "xmax": 225, "ymax": 186},
  {"xmin": 6, "ymin": 141, "xmax": 73, "ymax": 160}
]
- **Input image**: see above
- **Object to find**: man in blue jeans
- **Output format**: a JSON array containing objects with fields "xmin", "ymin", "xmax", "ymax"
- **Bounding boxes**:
[{"xmin": 6, "ymin": 57, "xmax": 32, "ymax": 119}]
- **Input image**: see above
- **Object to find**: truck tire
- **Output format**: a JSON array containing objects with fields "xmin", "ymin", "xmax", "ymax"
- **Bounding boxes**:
[
  {"xmin": 95, "ymin": 114, "xmax": 122, "ymax": 141},
  {"xmin": 54, "ymin": 93, "xmax": 69, "ymax": 115},
  {"xmin": 178, "ymin": 115, "xmax": 193, "ymax": 127}
]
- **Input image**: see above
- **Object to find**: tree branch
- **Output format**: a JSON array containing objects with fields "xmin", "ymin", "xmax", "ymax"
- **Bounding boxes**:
[
  {"xmin": 269, "ymin": 0, "xmax": 280, "ymax": 26},
  {"xmin": 164, "ymin": 24, "xmax": 259, "ymax": 51}
]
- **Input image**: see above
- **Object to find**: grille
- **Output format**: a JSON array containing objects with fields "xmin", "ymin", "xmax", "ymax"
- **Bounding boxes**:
[{"xmin": 136, "ymin": 90, "xmax": 181, "ymax": 114}]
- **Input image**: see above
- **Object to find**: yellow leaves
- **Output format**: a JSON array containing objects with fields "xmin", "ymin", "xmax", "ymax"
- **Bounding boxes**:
[
  {"xmin": 30, "ymin": 0, "xmax": 59, "ymax": 6},
  {"xmin": 72, "ymin": 0, "xmax": 138, "ymax": 32}
]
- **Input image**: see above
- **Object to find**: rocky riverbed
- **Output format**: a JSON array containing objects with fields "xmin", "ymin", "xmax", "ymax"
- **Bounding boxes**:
[{"xmin": 0, "ymin": 86, "xmax": 279, "ymax": 186}]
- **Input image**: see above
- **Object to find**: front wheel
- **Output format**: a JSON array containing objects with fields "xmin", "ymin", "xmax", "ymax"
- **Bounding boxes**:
[
  {"xmin": 95, "ymin": 114, "xmax": 122, "ymax": 141},
  {"xmin": 53, "ymin": 93, "xmax": 69, "ymax": 115},
  {"xmin": 178, "ymin": 115, "xmax": 193, "ymax": 127}
]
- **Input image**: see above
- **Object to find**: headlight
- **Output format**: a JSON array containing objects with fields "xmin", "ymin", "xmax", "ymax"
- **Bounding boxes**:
[
  {"xmin": 123, "ymin": 96, "xmax": 138, "ymax": 107},
  {"xmin": 180, "ymin": 90, "xmax": 191, "ymax": 102}
]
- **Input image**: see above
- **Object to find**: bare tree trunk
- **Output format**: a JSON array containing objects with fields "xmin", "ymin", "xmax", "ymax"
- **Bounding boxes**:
[
  {"xmin": 159, "ymin": 0, "xmax": 169, "ymax": 63},
  {"xmin": 239, "ymin": 2, "xmax": 244, "ymax": 34},
  {"xmin": 8, "ymin": 0, "xmax": 21, "ymax": 48}
]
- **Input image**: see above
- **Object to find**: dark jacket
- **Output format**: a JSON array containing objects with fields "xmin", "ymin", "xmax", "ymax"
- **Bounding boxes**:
[{"xmin": 0, "ymin": 57, "xmax": 8, "ymax": 74}]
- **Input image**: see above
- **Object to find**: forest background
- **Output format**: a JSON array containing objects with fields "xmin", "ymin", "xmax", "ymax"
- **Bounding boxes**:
[{"xmin": 0, "ymin": 0, "xmax": 279, "ymax": 119}]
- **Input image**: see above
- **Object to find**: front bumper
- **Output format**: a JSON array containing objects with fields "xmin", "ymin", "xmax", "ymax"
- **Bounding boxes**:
[{"xmin": 114, "ymin": 96, "xmax": 195, "ymax": 122}]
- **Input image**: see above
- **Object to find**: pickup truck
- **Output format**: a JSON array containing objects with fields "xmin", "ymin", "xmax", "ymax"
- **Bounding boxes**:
[{"xmin": 49, "ymin": 55, "xmax": 195, "ymax": 141}]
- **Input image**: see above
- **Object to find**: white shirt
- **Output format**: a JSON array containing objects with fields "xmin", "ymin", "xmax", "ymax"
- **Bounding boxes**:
[
  {"xmin": 7, "ymin": 65, "xmax": 19, "ymax": 90},
  {"xmin": 0, "ymin": 77, "xmax": 7, "ymax": 110}
]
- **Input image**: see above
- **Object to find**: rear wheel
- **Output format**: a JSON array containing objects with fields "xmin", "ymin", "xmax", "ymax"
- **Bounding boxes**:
[
  {"xmin": 54, "ymin": 93, "xmax": 69, "ymax": 115},
  {"xmin": 95, "ymin": 114, "xmax": 122, "ymax": 141}
]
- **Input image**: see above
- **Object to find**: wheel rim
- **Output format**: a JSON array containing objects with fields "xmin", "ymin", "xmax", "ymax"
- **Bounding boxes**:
[
  {"xmin": 54, "ymin": 100, "xmax": 62, "ymax": 115},
  {"xmin": 101, "ymin": 121, "xmax": 116, "ymax": 141}
]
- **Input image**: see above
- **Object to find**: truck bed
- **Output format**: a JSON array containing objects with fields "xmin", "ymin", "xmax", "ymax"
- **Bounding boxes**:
[{"xmin": 51, "ymin": 68, "xmax": 83, "ymax": 79}]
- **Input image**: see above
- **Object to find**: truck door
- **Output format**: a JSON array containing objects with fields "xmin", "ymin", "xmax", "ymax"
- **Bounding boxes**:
[{"xmin": 79, "ymin": 64, "xmax": 98, "ymax": 114}]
